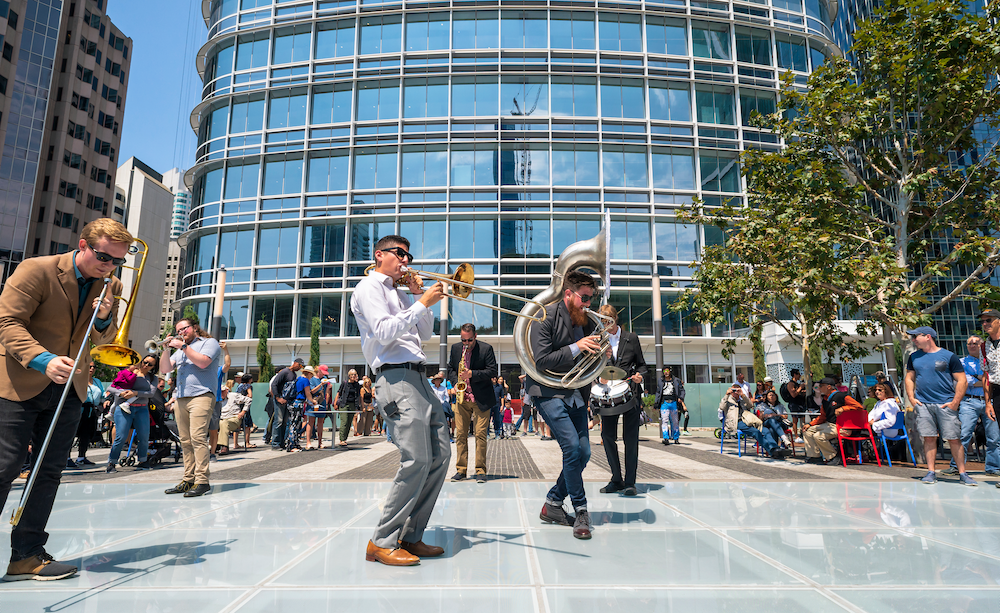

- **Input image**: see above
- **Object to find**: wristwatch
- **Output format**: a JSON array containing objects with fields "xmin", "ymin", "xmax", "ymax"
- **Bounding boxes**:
[{"xmin": 180, "ymin": 343, "xmax": 188, "ymax": 351}]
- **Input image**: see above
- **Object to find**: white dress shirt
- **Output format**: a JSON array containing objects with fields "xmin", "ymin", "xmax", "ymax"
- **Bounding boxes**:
[
  {"xmin": 608, "ymin": 326, "xmax": 622, "ymax": 361},
  {"xmin": 351, "ymin": 270, "xmax": 433, "ymax": 370}
]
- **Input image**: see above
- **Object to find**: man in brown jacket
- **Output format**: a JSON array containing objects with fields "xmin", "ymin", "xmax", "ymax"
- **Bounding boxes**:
[{"xmin": 0, "ymin": 219, "xmax": 129, "ymax": 582}]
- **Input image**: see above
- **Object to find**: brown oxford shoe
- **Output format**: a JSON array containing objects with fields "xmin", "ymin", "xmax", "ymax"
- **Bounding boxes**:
[
  {"xmin": 400, "ymin": 540, "xmax": 445, "ymax": 558},
  {"xmin": 365, "ymin": 540, "xmax": 420, "ymax": 566}
]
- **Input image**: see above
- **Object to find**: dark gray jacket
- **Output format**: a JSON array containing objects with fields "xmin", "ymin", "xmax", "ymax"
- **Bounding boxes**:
[{"xmin": 524, "ymin": 300, "xmax": 597, "ymax": 403}]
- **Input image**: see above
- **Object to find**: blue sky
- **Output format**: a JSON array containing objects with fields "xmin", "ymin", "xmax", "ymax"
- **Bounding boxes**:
[{"xmin": 107, "ymin": 1, "xmax": 206, "ymax": 181}]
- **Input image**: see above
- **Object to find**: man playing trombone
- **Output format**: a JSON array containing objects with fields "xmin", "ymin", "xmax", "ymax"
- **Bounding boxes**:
[{"xmin": 0, "ymin": 219, "xmax": 130, "ymax": 582}]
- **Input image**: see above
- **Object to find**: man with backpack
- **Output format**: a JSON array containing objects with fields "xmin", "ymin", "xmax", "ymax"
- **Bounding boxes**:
[{"xmin": 269, "ymin": 358, "xmax": 304, "ymax": 451}]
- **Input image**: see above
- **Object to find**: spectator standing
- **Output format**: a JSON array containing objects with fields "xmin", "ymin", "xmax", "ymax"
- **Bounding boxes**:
[
  {"xmin": 105, "ymin": 357, "xmax": 159, "ymax": 472},
  {"xmin": 429, "ymin": 372, "xmax": 452, "ymax": 443},
  {"xmin": 159, "ymin": 318, "xmax": 223, "ymax": 498},
  {"xmin": 905, "ymin": 326, "xmax": 974, "ymax": 485},
  {"xmin": 941, "ymin": 336, "xmax": 999, "ymax": 477},
  {"xmin": 514, "ymin": 374, "xmax": 534, "ymax": 435},
  {"xmin": 735, "ymin": 372, "xmax": 751, "ymax": 398},
  {"xmin": 74, "ymin": 363, "xmax": 105, "ymax": 467},
  {"xmin": 333, "ymin": 369, "xmax": 361, "ymax": 448},
  {"xmin": 286, "ymin": 366, "xmax": 315, "ymax": 452},
  {"xmin": 268, "ymin": 359, "xmax": 304, "ymax": 450},
  {"xmin": 357, "ymin": 375, "xmax": 376, "ymax": 436},
  {"xmin": 304, "ymin": 367, "xmax": 330, "ymax": 449},
  {"xmin": 208, "ymin": 342, "xmax": 231, "ymax": 461},
  {"xmin": 781, "ymin": 369, "xmax": 806, "ymax": 439},
  {"xmin": 980, "ymin": 309, "xmax": 1000, "ymax": 489},
  {"xmin": 655, "ymin": 367, "xmax": 685, "ymax": 445}
]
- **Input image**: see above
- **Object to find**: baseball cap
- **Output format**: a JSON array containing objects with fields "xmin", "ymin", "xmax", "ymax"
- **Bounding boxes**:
[
  {"xmin": 818, "ymin": 377, "xmax": 838, "ymax": 386},
  {"xmin": 317, "ymin": 364, "xmax": 329, "ymax": 376},
  {"xmin": 763, "ymin": 376, "xmax": 773, "ymax": 382},
  {"xmin": 905, "ymin": 326, "xmax": 938, "ymax": 339},
  {"xmin": 292, "ymin": 357, "xmax": 305, "ymax": 365},
  {"xmin": 978, "ymin": 308, "xmax": 1000, "ymax": 319}
]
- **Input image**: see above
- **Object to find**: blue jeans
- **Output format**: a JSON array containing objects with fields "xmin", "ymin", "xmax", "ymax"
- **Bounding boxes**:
[
  {"xmin": 949, "ymin": 396, "xmax": 1000, "ymax": 472},
  {"xmin": 491, "ymin": 404, "xmax": 503, "ymax": 435},
  {"xmin": 108, "ymin": 406, "xmax": 150, "ymax": 464},
  {"xmin": 738, "ymin": 422, "xmax": 778, "ymax": 455},
  {"xmin": 762, "ymin": 417, "xmax": 787, "ymax": 445},
  {"xmin": 660, "ymin": 401, "xmax": 679, "ymax": 440},
  {"xmin": 270, "ymin": 400, "xmax": 287, "ymax": 449},
  {"xmin": 537, "ymin": 396, "xmax": 591, "ymax": 511}
]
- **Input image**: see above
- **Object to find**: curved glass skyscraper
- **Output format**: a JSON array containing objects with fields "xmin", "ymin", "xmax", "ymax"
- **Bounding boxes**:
[{"xmin": 184, "ymin": 0, "xmax": 841, "ymax": 384}]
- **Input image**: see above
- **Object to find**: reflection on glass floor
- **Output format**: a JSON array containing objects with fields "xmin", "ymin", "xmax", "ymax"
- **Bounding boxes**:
[{"xmin": 2, "ymin": 480, "xmax": 999, "ymax": 612}]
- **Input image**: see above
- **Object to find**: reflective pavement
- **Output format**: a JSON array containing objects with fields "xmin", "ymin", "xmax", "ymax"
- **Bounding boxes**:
[{"xmin": 2, "ymin": 480, "xmax": 999, "ymax": 612}]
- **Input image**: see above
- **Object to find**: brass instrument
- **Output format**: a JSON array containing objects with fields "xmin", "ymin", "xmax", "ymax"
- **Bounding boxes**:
[
  {"xmin": 456, "ymin": 344, "xmax": 469, "ymax": 404},
  {"xmin": 363, "ymin": 263, "xmax": 547, "ymax": 323},
  {"xmin": 144, "ymin": 338, "xmax": 169, "ymax": 353},
  {"xmin": 514, "ymin": 230, "xmax": 613, "ymax": 389},
  {"xmin": 90, "ymin": 238, "xmax": 149, "ymax": 367}
]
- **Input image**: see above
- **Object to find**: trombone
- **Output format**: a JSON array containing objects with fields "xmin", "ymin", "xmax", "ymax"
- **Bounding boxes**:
[{"xmin": 364, "ymin": 263, "xmax": 548, "ymax": 323}]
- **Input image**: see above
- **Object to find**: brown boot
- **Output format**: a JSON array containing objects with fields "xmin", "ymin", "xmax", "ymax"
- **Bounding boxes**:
[
  {"xmin": 400, "ymin": 540, "xmax": 445, "ymax": 558},
  {"xmin": 365, "ymin": 540, "xmax": 419, "ymax": 566}
]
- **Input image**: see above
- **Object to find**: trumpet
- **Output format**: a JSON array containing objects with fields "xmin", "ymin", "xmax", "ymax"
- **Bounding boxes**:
[
  {"xmin": 364, "ymin": 263, "xmax": 547, "ymax": 323},
  {"xmin": 144, "ymin": 338, "xmax": 169, "ymax": 353}
]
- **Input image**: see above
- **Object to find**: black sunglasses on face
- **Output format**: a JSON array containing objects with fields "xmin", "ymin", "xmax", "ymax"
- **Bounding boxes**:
[
  {"xmin": 461, "ymin": 338, "xmax": 475, "ymax": 343},
  {"xmin": 382, "ymin": 247, "xmax": 413, "ymax": 263},
  {"xmin": 573, "ymin": 290, "xmax": 593, "ymax": 304},
  {"xmin": 87, "ymin": 243, "xmax": 127, "ymax": 266}
]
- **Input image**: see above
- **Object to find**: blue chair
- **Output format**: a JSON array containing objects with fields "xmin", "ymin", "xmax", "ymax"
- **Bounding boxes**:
[
  {"xmin": 719, "ymin": 428, "xmax": 748, "ymax": 457},
  {"xmin": 878, "ymin": 411, "xmax": 915, "ymax": 468}
]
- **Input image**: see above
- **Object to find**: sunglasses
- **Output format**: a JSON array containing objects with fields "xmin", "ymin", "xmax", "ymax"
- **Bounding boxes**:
[
  {"xmin": 461, "ymin": 338, "xmax": 476, "ymax": 343},
  {"xmin": 573, "ymin": 290, "xmax": 594, "ymax": 304},
  {"xmin": 381, "ymin": 247, "xmax": 413, "ymax": 263},
  {"xmin": 87, "ymin": 243, "xmax": 127, "ymax": 266}
]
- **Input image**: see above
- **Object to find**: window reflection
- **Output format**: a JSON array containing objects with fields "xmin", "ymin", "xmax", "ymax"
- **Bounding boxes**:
[
  {"xmin": 297, "ymin": 294, "xmax": 342, "ymax": 336},
  {"xmin": 652, "ymin": 148, "xmax": 695, "ymax": 190},
  {"xmin": 220, "ymin": 298, "xmax": 249, "ymax": 339},
  {"xmin": 401, "ymin": 146, "xmax": 448, "ymax": 187},
  {"xmin": 307, "ymin": 152, "xmax": 349, "ymax": 192},
  {"xmin": 550, "ymin": 11, "xmax": 595, "ymax": 50},
  {"xmin": 253, "ymin": 296, "xmax": 294, "ymax": 338},
  {"xmin": 692, "ymin": 21, "xmax": 731, "ymax": 60},
  {"xmin": 449, "ymin": 218, "xmax": 499, "ymax": 259},
  {"xmin": 500, "ymin": 218, "xmax": 550, "ymax": 258},
  {"xmin": 303, "ymin": 221, "xmax": 346, "ymax": 263},
  {"xmin": 501, "ymin": 78, "xmax": 548, "ymax": 117},
  {"xmin": 399, "ymin": 219, "xmax": 446, "ymax": 260},
  {"xmin": 452, "ymin": 77, "xmax": 499, "ymax": 116},
  {"xmin": 406, "ymin": 12, "xmax": 450, "ymax": 52},
  {"xmin": 553, "ymin": 218, "xmax": 601, "ymax": 255},
  {"xmin": 316, "ymin": 19, "xmax": 355, "ymax": 59},
  {"xmin": 450, "ymin": 146, "xmax": 497, "ymax": 186},
  {"xmin": 257, "ymin": 226, "xmax": 299, "ymax": 266},
  {"xmin": 219, "ymin": 228, "xmax": 255, "ymax": 268},
  {"xmin": 699, "ymin": 152, "xmax": 741, "ymax": 192},
  {"xmin": 551, "ymin": 77, "xmax": 597, "ymax": 117},
  {"xmin": 655, "ymin": 220, "xmax": 699, "ymax": 261},
  {"xmin": 610, "ymin": 220, "xmax": 652, "ymax": 259},
  {"xmin": 500, "ymin": 144, "xmax": 549, "ymax": 186},
  {"xmin": 603, "ymin": 146, "xmax": 648, "ymax": 188}
]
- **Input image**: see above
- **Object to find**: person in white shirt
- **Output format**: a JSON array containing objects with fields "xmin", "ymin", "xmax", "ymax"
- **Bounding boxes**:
[
  {"xmin": 735, "ymin": 372, "xmax": 751, "ymax": 399},
  {"xmin": 351, "ymin": 234, "xmax": 447, "ymax": 567},
  {"xmin": 868, "ymin": 383, "xmax": 902, "ymax": 438}
]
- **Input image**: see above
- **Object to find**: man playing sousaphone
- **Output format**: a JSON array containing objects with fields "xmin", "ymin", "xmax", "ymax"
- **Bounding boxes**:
[{"xmin": 0, "ymin": 219, "xmax": 130, "ymax": 582}]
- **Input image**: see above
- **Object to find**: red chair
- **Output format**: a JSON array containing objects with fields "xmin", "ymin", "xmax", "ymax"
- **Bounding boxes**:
[{"xmin": 835, "ymin": 409, "xmax": 882, "ymax": 467}]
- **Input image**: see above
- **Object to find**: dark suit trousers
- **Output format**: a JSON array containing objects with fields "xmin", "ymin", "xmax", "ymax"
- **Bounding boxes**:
[
  {"xmin": 0, "ymin": 382, "xmax": 82, "ymax": 561},
  {"xmin": 601, "ymin": 405, "xmax": 640, "ymax": 487}
]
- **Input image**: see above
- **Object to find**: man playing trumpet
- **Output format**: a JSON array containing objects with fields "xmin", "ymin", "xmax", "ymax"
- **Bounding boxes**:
[{"xmin": 0, "ymin": 219, "xmax": 130, "ymax": 582}]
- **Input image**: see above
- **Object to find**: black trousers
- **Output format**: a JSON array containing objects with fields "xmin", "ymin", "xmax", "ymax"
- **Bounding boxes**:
[
  {"xmin": 0, "ymin": 382, "xmax": 82, "ymax": 561},
  {"xmin": 76, "ymin": 407, "xmax": 98, "ymax": 458},
  {"xmin": 601, "ymin": 404, "xmax": 640, "ymax": 487}
]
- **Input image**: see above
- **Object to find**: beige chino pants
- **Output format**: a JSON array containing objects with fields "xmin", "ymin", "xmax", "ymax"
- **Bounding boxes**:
[{"xmin": 176, "ymin": 393, "xmax": 215, "ymax": 485}]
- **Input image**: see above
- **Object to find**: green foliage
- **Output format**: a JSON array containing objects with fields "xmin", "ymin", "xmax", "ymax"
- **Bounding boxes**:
[
  {"xmin": 257, "ymin": 317, "xmax": 274, "ymax": 382},
  {"xmin": 181, "ymin": 305, "xmax": 199, "ymax": 326},
  {"xmin": 751, "ymin": 328, "xmax": 766, "ymax": 380},
  {"xmin": 677, "ymin": 0, "xmax": 1000, "ymax": 372},
  {"xmin": 310, "ymin": 316, "xmax": 321, "ymax": 367}
]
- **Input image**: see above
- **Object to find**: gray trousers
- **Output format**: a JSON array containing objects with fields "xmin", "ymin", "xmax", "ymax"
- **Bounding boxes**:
[{"xmin": 372, "ymin": 367, "xmax": 452, "ymax": 549}]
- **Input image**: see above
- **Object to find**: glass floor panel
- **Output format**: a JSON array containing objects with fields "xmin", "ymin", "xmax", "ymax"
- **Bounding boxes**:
[{"xmin": 2, "ymin": 480, "xmax": 999, "ymax": 611}]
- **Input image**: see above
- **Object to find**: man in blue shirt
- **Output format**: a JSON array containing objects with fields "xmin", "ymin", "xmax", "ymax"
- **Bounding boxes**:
[
  {"xmin": 904, "ymin": 326, "xmax": 974, "ymax": 486},
  {"xmin": 943, "ymin": 336, "xmax": 1000, "ymax": 477}
]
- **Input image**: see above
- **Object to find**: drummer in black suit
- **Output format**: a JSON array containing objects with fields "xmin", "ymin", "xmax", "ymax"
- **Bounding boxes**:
[{"xmin": 593, "ymin": 304, "xmax": 647, "ymax": 497}]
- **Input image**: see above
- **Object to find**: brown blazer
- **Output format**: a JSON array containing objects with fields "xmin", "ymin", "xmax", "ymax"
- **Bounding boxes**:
[{"xmin": 0, "ymin": 251, "xmax": 122, "ymax": 402}]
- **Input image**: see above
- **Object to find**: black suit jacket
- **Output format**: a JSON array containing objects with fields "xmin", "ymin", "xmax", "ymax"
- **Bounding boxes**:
[
  {"xmin": 447, "ymin": 339, "xmax": 497, "ymax": 410},
  {"xmin": 609, "ymin": 330, "xmax": 647, "ymax": 391},
  {"xmin": 525, "ymin": 300, "xmax": 597, "ymax": 403}
]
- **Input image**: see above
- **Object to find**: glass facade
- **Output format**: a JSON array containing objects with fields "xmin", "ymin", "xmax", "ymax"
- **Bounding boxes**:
[
  {"xmin": 186, "ymin": 0, "xmax": 840, "ymax": 378},
  {"xmin": 0, "ymin": 0, "xmax": 63, "ymax": 283}
]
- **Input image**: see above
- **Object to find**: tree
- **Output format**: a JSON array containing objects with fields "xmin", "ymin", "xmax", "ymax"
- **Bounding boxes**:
[
  {"xmin": 257, "ymin": 317, "xmax": 274, "ymax": 383},
  {"xmin": 181, "ymin": 305, "xmax": 199, "ymax": 326},
  {"xmin": 685, "ymin": 0, "xmax": 1000, "ymax": 384},
  {"xmin": 310, "ymin": 316, "xmax": 321, "ymax": 367}
]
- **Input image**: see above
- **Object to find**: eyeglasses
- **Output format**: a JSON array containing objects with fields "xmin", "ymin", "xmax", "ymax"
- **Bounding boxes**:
[
  {"xmin": 573, "ymin": 290, "xmax": 594, "ymax": 304},
  {"xmin": 87, "ymin": 243, "xmax": 127, "ymax": 266},
  {"xmin": 175, "ymin": 325, "xmax": 192, "ymax": 335},
  {"xmin": 461, "ymin": 338, "xmax": 476, "ymax": 344},
  {"xmin": 381, "ymin": 247, "xmax": 413, "ymax": 263}
]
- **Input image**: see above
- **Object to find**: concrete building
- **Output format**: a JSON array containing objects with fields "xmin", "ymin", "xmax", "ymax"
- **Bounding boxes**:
[
  {"xmin": 0, "ymin": 0, "xmax": 131, "ymax": 288},
  {"xmin": 114, "ymin": 156, "xmax": 172, "ymax": 350}
]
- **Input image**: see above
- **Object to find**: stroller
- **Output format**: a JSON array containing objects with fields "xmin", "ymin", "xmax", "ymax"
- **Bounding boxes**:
[{"xmin": 120, "ymin": 400, "xmax": 182, "ymax": 466}]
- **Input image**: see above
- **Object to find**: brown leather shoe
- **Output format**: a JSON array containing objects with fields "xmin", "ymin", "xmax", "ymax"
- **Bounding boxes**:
[
  {"xmin": 365, "ymin": 540, "xmax": 419, "ymax": 566},
  {"xmin": 400, "ymin": 540, "xmax": 445, "ymax": 558}
]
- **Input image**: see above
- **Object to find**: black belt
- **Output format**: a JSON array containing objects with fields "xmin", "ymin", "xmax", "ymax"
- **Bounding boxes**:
[
  {"xmin": 966, "ymin": 394, "xmax": 985, "ymax": 399},
  {"xmin": 376, "ymin": 362, "xmax": 423, "ymax": 376}
]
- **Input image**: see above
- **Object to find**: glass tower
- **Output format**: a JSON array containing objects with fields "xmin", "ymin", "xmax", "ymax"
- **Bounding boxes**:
[{"xmin": 185, "ymin": 0, "xmax": 841, "ymax": 381}]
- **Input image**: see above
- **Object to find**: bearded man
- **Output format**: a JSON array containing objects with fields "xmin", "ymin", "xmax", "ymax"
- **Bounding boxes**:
[{"xmin": 523, "ymin": 270, "xmax": 602, "ymax": 540}]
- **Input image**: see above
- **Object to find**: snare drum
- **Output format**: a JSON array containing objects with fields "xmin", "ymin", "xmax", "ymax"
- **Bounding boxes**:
[{"xmin": 590, "ymin": 380, "xmax": 636, "ymax": 416}]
